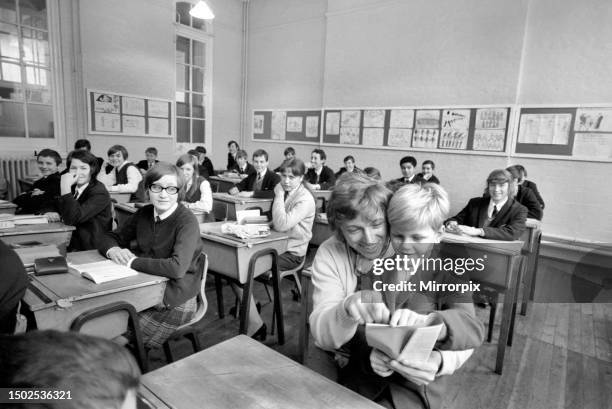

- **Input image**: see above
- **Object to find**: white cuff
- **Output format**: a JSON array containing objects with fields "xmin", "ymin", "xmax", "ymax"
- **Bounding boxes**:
[{"xmin": 127, "ymin": 257, "xmax": 137, "ymax": 268}]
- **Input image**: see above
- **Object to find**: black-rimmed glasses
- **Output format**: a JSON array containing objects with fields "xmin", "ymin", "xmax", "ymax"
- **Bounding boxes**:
[{"xmin": 149, "ymin": 184, "xmax": 179, "ymax": 195}]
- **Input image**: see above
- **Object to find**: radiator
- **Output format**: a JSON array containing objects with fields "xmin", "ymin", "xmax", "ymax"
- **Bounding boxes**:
[{"xmin": 0, "ymin": 157, "xmax": 35, "ymax": 200}]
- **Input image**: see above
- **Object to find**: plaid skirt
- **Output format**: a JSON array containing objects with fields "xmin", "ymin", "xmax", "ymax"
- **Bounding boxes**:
[{"xmin": 138, "ymin": 297, "xmax": 197, "ymax": 349}]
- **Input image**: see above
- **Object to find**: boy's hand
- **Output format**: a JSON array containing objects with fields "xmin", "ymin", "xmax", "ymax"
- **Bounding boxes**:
[{"xmin": 370, "ymin": 349, "xmax": 393, "ymax": 377}]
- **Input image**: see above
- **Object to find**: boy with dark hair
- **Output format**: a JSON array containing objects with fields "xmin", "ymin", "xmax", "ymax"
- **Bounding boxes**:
[
  {"xmin": 13, "ymin": 149, "xmax": 62, "ymax": 214},
  {"xmin": 137, "ymin": 147, "xmax": 160, "ymax": 174},
  {"xmin": 195, "ymin": 145, "xmax": 215, "ymax": 178},
  {"xmin": 229, "ymin": 149, "xmax": 280, "ymax": 198},
  {"xmin": 305, "ymin": 148, "xmax": 336, "ymax": 190}
]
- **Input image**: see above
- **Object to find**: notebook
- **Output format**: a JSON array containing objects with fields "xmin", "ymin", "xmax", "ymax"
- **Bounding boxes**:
[
  {"xmin": 366, "ymin": 323, "xmax": 443, "ymax": 364},
  {"xmin": 69, "ymin": 260, "xmax": 139, "ymax": 284}
]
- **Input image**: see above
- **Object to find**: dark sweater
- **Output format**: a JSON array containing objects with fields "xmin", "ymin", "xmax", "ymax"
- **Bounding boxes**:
[
  {"xmin": 12, "ymin": 172, "xmax": 61, "ymax": 214},
  {"xmin": 305, "ymin": 166, "xmax": 336, "ymax": 190},
  {"xmin": 98, "ymin": 204, "xmax": 203, "ymax": 308},
  {"xmin": 198, "ymin": 158, "xmax": 215, "ymax": 179},
  {"xmin": 0, "ymin": 241, "xmax": 28, "ymax": 334},
  {"xmin": 522, "ymin": 180, "xmax": 544, "ymax": 209},
  {"xmin": 516, "ymin": 185, "xmax": 543, "ymax": 220}
]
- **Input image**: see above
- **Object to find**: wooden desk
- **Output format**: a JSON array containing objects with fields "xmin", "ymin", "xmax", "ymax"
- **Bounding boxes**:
[
  {"xmin": 200, "ymin": 222, "xmax": 288, "ymax": 339},
  {"xmin": 212, "ymin": 193, "xmax": 273, "ymax": 221},
  {"xmin": 0, "ymin": 200, "xmax": 17, "ymax": 214},
  {"xmin": 312, "ymin": 189, "xmax": 332, "ymax": 213},
  {"xmin": 209, "ymin": 175, "xmax": 244, "ymax": 193},
  {"xmin": 110, "ymin": 192, "xmax": 131, "ymax": 203},
  {"xmin": 440, "ymin": 232, "xmax": 523, "ymax": 375},
  {"xmin": 519, "ymin": 219, "xmax": 542, "ymax": 315},
  {"xmin": 0, "ymin": 222, "xmax": 75, "ymax": 254},
  {"xmin": 114, "ymin": 203, "xmax": 210, "ymax": 229},
  {"xmin": 140, "ymin": 335, "xmax": 382, "ymax": 409},
  {"xmin": 310, "ymin": 214, "xmax": 333, "ymax": 246},
  {"xmin": 23, "ymin": 250, "xmax": 167, "ymax": 337}
]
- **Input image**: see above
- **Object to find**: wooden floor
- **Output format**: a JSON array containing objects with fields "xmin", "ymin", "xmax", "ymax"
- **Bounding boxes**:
[{"xmin": 148, "ymin": 257, "xmax": 612, "ymax": 409}]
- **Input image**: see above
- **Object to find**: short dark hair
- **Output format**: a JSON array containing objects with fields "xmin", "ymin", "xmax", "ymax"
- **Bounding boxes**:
[
  {"xmin": 144, "ymin": 162, "xmax": 186, "ymax": 201},
  {"xmin": 284, "ymin": 147, "xmax": 295, "ymax": 156},
  {"xmin": 253, "ymin": 149, "xmax": 268, "ymax": 161},
  {"xmin": 514, "ymin": 164, "xmax": 527, "ymax": 178},
  {"xmin": 506, "ymin": 166, "xmax": 521, "ymax": 181},
  {"xmin": 70, "ymin": 150, "xmax": 101, "ymax": 179},
  {"xmin": 312, "ymin": 149, "xmax": 326, "ymax": 161},
  {"xmin": 107, "ymin": 145, "xmax": 129, "ymax": 159},
  {"xmin": 363, "ymin": 167, "xmax": 381, "ymax": 180},
  {"xmin": 236, "ymin": 149, "xmax": 248, "ymax": 160},
  {"xmin": 37, "ymin": 149, "xmax": 62, "ymax": 166},
  {"xmin": 195, "ymin": 146, "xmax": 207, "ymax": 154},
  {"xmin": 74, "ymin": 139, "xmax": 91, "ymax": 151},
  {"xmin": 227, "ymin": 140, "xmax": 239, "ymax": 149},
  {"xmin": 343, "ymin": 155, "xmax": 355, "ymax": 163},
  {"xmin": 145, "ymin": 147, "xmax": 158, "ymax": 155},
  {"xmin": 400, "ymin": 156, "xmax": 417, "ymax": 167},
  {"xmin": 422, "ymin": 160, "xmax": 435, "ymax": 169},
  {"xmin": 187, "ymin": 149, "xmax": 199, "ymax": 157},
  {"xmin": 0, "ymin": 330, "xmax": 140, "ymax": 409},
  {"xmin": 279, "ymin": 158, "xmax": 307, "ymax": 177},
  {"xmin": 486, "ymin": 169, "xmax": 516, "ymax": 198}
]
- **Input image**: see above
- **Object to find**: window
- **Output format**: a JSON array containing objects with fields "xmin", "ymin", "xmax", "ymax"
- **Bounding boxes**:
[
  {"xmin": 175, "ymin": 1, "xmax": 212, "ymax": 148},
  {"xmin": 0, "ymin": 0, "xmax": 53, "ymax": 139}
]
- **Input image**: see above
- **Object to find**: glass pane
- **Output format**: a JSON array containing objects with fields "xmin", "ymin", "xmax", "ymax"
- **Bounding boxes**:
[
  {"xmin": 0, "ymin": 81, "xmax": 22, "ymax": 100},
  {"xmin": 192, "ymin": 16, "xmax": 205, "ymax": 31},
  {"xmin": 25, "ymin": 65, "xmax": 47, "ymax": 86},
  {"xmin": 192, "ymin": 93, "xmax": 204, "ymax": 119},
  {"xmin": 176, "ymin": 63, "xmax": 188, "ymax": 91},
  {"xmin": 192, "ymin": 40, "xmax": 205, "ymax": 67},
  {"xmin": 26, "ymin": 102, "xmax": 53, "ymax": 138},
  {"xmin": 176, "ymin": 36, "xmax": 189, "ymax": 64},
  {"xmin": 0, "ymin": 100, "xmax": 25, "ymax": 137},
  {"xmin": 0, "ymin": 0, "xmax": 17, "ymax": 23},
  {"xmin": 176, "ymin": 1, "xmax": 190, "ymax": 26},
  {"xmin": 0, "ymin": 22, "xmax": 19, "ymax": 61},
  {"xmin": 26, "ymin": 85, "xmax": 50, "ymax": 103},
  {"xmin": 192, "ymin": 119, "xmax": 204, "ymax": 143},
  {"xmin": 175, "ymin": 91, "xmax": 190, "ymax": 116},
  {"xmin": 176, "ymin": 118, "xmax": 189, "ymax": 143},
  {"xmin": 20, "ymin": 0, "xmax": 47, "ymax": 30},
  {"xmin": 1, "ymin": 60, "xmax": 20, "ymax": 81},
  {"xmin": 21, "ymin": 28, "xmax": 49, "ymax": 65},
  {"xmin": 192, "ymin": 67, "xmax": 204, "ymax": 93}
]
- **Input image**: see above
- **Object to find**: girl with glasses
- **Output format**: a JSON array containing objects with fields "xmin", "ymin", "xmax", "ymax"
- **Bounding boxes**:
[{"xmin": 98, "ymin": 163, "xmax": 204, "ymax": 349}]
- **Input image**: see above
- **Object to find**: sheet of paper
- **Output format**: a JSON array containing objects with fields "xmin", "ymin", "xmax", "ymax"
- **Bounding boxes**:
[
  {"xmin": 253, "ymin": 114, "xmax": 264, "ymax": 134},
  {"xmin": 305, "ymin": 116, "xmax": 319, "ymax": 138},
  {"xmin": 390, "ymin": 109, "xmax": 414, "ymax": 128},
  {"xmin": 397, "ymin": 324, "xmax": 443, "ymax": 364},
  {"xmin": 325, "ymin": 112, "xmax": 340, "ymax": 135},
  {"xmin": 236, "ymin": 209, "xmax": 260, "ymax": 224}
]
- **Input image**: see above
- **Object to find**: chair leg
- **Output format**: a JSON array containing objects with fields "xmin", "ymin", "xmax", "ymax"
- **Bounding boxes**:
[
  {"xmin": 185, "ymin": 330, "xmax": 201, "ymax": 353},
  {"xmin": 163, "ymin": 341, "xmax": 174, "ymax": 363},
  {"xmin": 215, "ymin": 275, "xmax": 225, "ymax": 318},
  {"xmin": 488, "ymin": 298, "xmax": 497, "ymax": 343},
  {"xmin": 271, "ymin": 265, "xmax": 285, "ymax": 345}
]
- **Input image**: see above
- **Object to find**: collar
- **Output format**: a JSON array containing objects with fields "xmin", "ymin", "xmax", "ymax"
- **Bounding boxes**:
[
  {"xmin": 488, "ymin": 197, "xmax": 508, "ymax": 217},
  {"xmin": 154, "ymin": 202, "xmax": 179, "ymax": 221},
  {"xmin": 404, "ymin": 175, "xmax": 414, "ymax": 182},
  {"xmin": 74, "ymin": 183, "xmax": 89, "ymax": 198},
  {"xmin": 314, "ymin": 166, "xmax": 323, "ymax": 175},
  {"xmin": 257, "ymin": 168, "xmax": 267, "ymax": 178},
  {"xmin": 116, "ymin": 161, "xmax": 129, "ymax": 171}
]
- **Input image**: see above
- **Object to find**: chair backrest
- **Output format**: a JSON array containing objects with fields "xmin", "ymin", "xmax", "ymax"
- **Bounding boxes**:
[
  {"xmin": 212, "ymin": 201, "xmax": 228, "ymax": 221},
  {"xmin": 188, "ymin": 252, "xmax": 209, "ymax": 325},
  {"xmin": 210, "ymin": 180, "xmax": 220, "ymax": 193}
]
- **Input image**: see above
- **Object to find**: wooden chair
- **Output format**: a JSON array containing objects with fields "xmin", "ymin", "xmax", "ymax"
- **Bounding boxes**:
[
  {"xmin": 212, "ymin": 201, "xmax": 228, "ymax": 221},
  {"xmin": 270, "ymin": 257, "xmax": 306, "ymax": 336},
  {"xmin": 162, "ymin": 253, "xmax": 209, "ymax": 363},
  {"xmin": 70, "ymin": 301, "xmax": 148, "ymax": 373}
]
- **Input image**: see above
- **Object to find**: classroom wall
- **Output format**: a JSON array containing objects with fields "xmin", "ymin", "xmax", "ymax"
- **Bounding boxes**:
[
  {"xmin": 244, "ymin": 0, "xmax": 612, "ymax": 242},
  {"xmin": 77, "ymin": 0, "xmax": 243, "ymax": 169}
]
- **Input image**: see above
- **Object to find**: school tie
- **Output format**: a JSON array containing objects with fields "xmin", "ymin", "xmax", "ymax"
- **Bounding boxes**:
[
  {"xmin": 492, "ymin": 205, "xmax": 499, "ymax": 218},
  {"xmin": 257, "ymin": 173, "xmax": 262, "ymax": 181},
  {"xmin": 284, "ymin": 191, "xmax": 289, "ymax": 202},
  {"xmin": 73, "ymin": 190, "xmax": 79, "ymax": 200},
  {"xmin": 155, "ymin": 216, "xmax": 161, "ymax": 223}
]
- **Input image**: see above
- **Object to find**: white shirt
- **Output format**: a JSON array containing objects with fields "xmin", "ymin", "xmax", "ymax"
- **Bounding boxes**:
[
  {"xmin": 73, "ymin": 183, "xmax": 89, "ymax": 200},
  {"xmin": 154, "ymin": 202, "xmax": 179, "ymax": 221},
  {"xmin": 488, "ymin": 197, "xmax": 507, "ymax": 218},
  {"xmin": 184, "ymin": 179, "xmax": 213, "ymax": 212},
  {"xmin": 256, "ymin": 168, "xmax": 267, "ymax": 179},
  {"xmin": 98, "ymin": 161, "xmax": 142, "ymax": 193}
]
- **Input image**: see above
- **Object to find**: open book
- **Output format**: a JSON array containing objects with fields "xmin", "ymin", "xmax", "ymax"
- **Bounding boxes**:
[
  {"xmin": 0, "ymin": 214, "xmax": 49, "ymax": 229},
  {"xmin": 69, "ymin": 260, "xmax": 138, "ymax": 284},
  {"xmin": 366, "ymin": 323, "xmax": 443, "ymax": 364}
]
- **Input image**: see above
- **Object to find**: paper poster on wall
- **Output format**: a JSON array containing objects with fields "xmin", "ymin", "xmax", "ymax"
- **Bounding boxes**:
[
  {"xmin": 439, "ymin": 130, "xmax": 468, "ymax": 149},
  {"xmin": 574, "ymin": 108, "xmax": 612, "ymax": 132},
  {"xmin": 475, "ymin": 108, "xmax": 507, "ymax": 129},
  {"xmin": 94, "ymin": 113, "xmax": 121, "ymax": 132},
  {"xmin": 412, "ymin": 128, "xmax": 439, "ymax": 149},
  {"xmin": 148, "ymin": 100, "xmax": 169, "ymax": 118},
  {"xmin": 122, "ymin": 116, "xmax": 145, "ymax": 134},
  {"xmin": 473, "ymin": 129, "xmax": 505, "ymax": 151},
  {"xmin": 339, "ymin": 127, "xmax": 359, "ymax": 144},
  {"xmin": 148, "ymin": 118, "xmax": 170, "ymax": 136},
  {"xmin": 415, "ymin": 110, "xmax": 440, "ymax": 128},
  {"xmin": 572, "ymin": 133, "xmax": 612, "ymax": 159},
  {"xmin": 286, "ymin": 116, "xmax": 303, "ymax": 133},
  {"xmin": 341, "ymin": 110, "xmax": 361, "ymax": 128},
  {"xmin": 441, "ymin": 109, "xmax": 470, "ymax": 130},
  {"xmin": 123, "ymin": 97, "xmax": 145, "ymax": 116},
  {"xmin": 363, "ymin": 110, "xmax": 385, "ymax": 128},
  {"xmin": 305, "ymin": 116, "xmax": 319, "ymax": 138},
  {"xmin": 94, "ymin": 93, "xmax": 120, "ymax": 114},
  {"xmin": 362, "ymin": 128, "xmax": 384, "ymax": 146},
  {"xmin": 253, "ymin": 115, "xmax": 264, "ymax": 134},
  {"xmin": 271, "ymin": 111, "xmax": 287, "ymax": 140},
  {"xmin": 325, "ymin": 112, "xmax": 340, "ymax": 135},
  {"xmin": 518, "ymin": 113, "xmax": 571, "ymax": 145},
  {"xmin": 390, "ymin": 109, "xmax": 414, "ymax": 128},
  {"xmin": 387, "ymin": 128, "xmax": 412, "ymax": 147}
]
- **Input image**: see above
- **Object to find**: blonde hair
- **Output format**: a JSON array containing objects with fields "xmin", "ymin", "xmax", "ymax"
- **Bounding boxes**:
[{"xmin": 387, "ymin": 183, "xmax": 450, "ymax": 231}]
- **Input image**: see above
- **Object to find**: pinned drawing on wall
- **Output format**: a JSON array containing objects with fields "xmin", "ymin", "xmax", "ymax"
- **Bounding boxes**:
[
  {"xmin": 475, "ymin": 108, "xmax": 507, "ymax": 129},
  {"xmin": 442, "ymin": 109, "xmax": 470, "ymax": 130},
  {"xmin": 253, "ymin": 114, "xmax": 264, "ymax": 134},
  {"xmin": 362, "ymin": 128, "xmax": 384, "ymax": 146},
  {"xmin": 286, "ymin": 116, "xmax": 303, "ymax": 133},
  {"xmin": 95, "ymin": 113, "xmax": 121, "ymax": 132},
  {"xmin": 363, "ymin": 110, "xmax": 385, "ymax": 128},
  {"xmin": 148, "ymin": 118, "xmax": 170, "ymax": 137},
  {"xmin": 572, "ymin": 133, "xmax": 612, "ymax": 159},
  {"xmin": 387, "ymin": 128, "xmax": 412, "ymax": 147},
  {"xmin": 415, "ymin": 110, "xmax": 440, "ymax": 128},
  {"xmin": 473, "ymin": 129, "xmax": 506, "ymax": 151},
  {"xmin": 271, "ymin": 111, "xmax": 287, "ymax": 140},
  {"xmin": 325, "ymin": 112, "xmax": 340, "ymax": 135},
  {"xmin": 518, "ymin": 113, "xmax": 571, "ymax": 145},
  {"xmin": 439, "ymin": 130, "xmax": 468, "ymax": 149},
  {"xmin": 122, "ymin": 116, "xmax": 145, "ymax": 134},
  {"xmin": 341, "ymin": 110, "xmax": 361, "ymax": 128},
  {"xmin": 412, "ymin": 128, "xmax": 439, "ymax": 149},
  {"xmin": 340, "ymin": 127, "xmax": 360, "ymax": 144},
  {"xmin": 148, "ymin": 100, "xmax": 170, "ymax": 118},
  {"xmin": 305, "ymin": 116, "xmax": 319, "ymax": 138},
  {"xmin": 122, "ymin": 97, "xmax": 145, "ymax": 116},
  {"xmin": 94, "ymin": 93, "xmax": 120, "ymax": 114},
  {"xmin": 389, "ymin": 109, "xmax": 414, "ymax": 128},
  {"xmin": 574, "ymin": 108, "xmax": 612, "ymax": 132}
]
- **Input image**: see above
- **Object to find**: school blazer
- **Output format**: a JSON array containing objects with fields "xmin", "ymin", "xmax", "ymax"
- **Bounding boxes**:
[
  {"xmin": 229, "ymin": 162, "xmax": 256, "ymax": 176},
  {"xmin": 305, "ymin": 166, "xmax": 336, "ymax": 190},
  {"xmin": 236, "ymin": 169, "xmax": 280, "ymax": 198},
  {"xmin": 522, "ymin": 180, "xmax": 544, "ymax": 209},
  {"xmin": 447, "ymin": 197, "xmax": 527, "ymax": 241},
  {"xmin": 136, "ymin": 159, "xmax": 159, "ymax": 171},
  {"xmin": 57, "ymin": 180, "xmax": 113, "ymax": 251},
  {"xmin": 516, "ymin": 185, "xmax": 543, "ymax": 220},
  {"xmin": 12, "ymin": 172, "xmax": 61, "ymax": 214}
]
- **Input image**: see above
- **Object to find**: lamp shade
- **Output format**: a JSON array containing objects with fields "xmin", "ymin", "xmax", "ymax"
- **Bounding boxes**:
[{"xmin": 189, "ymin": 1, "xmax": 215, "ymax": 20}]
